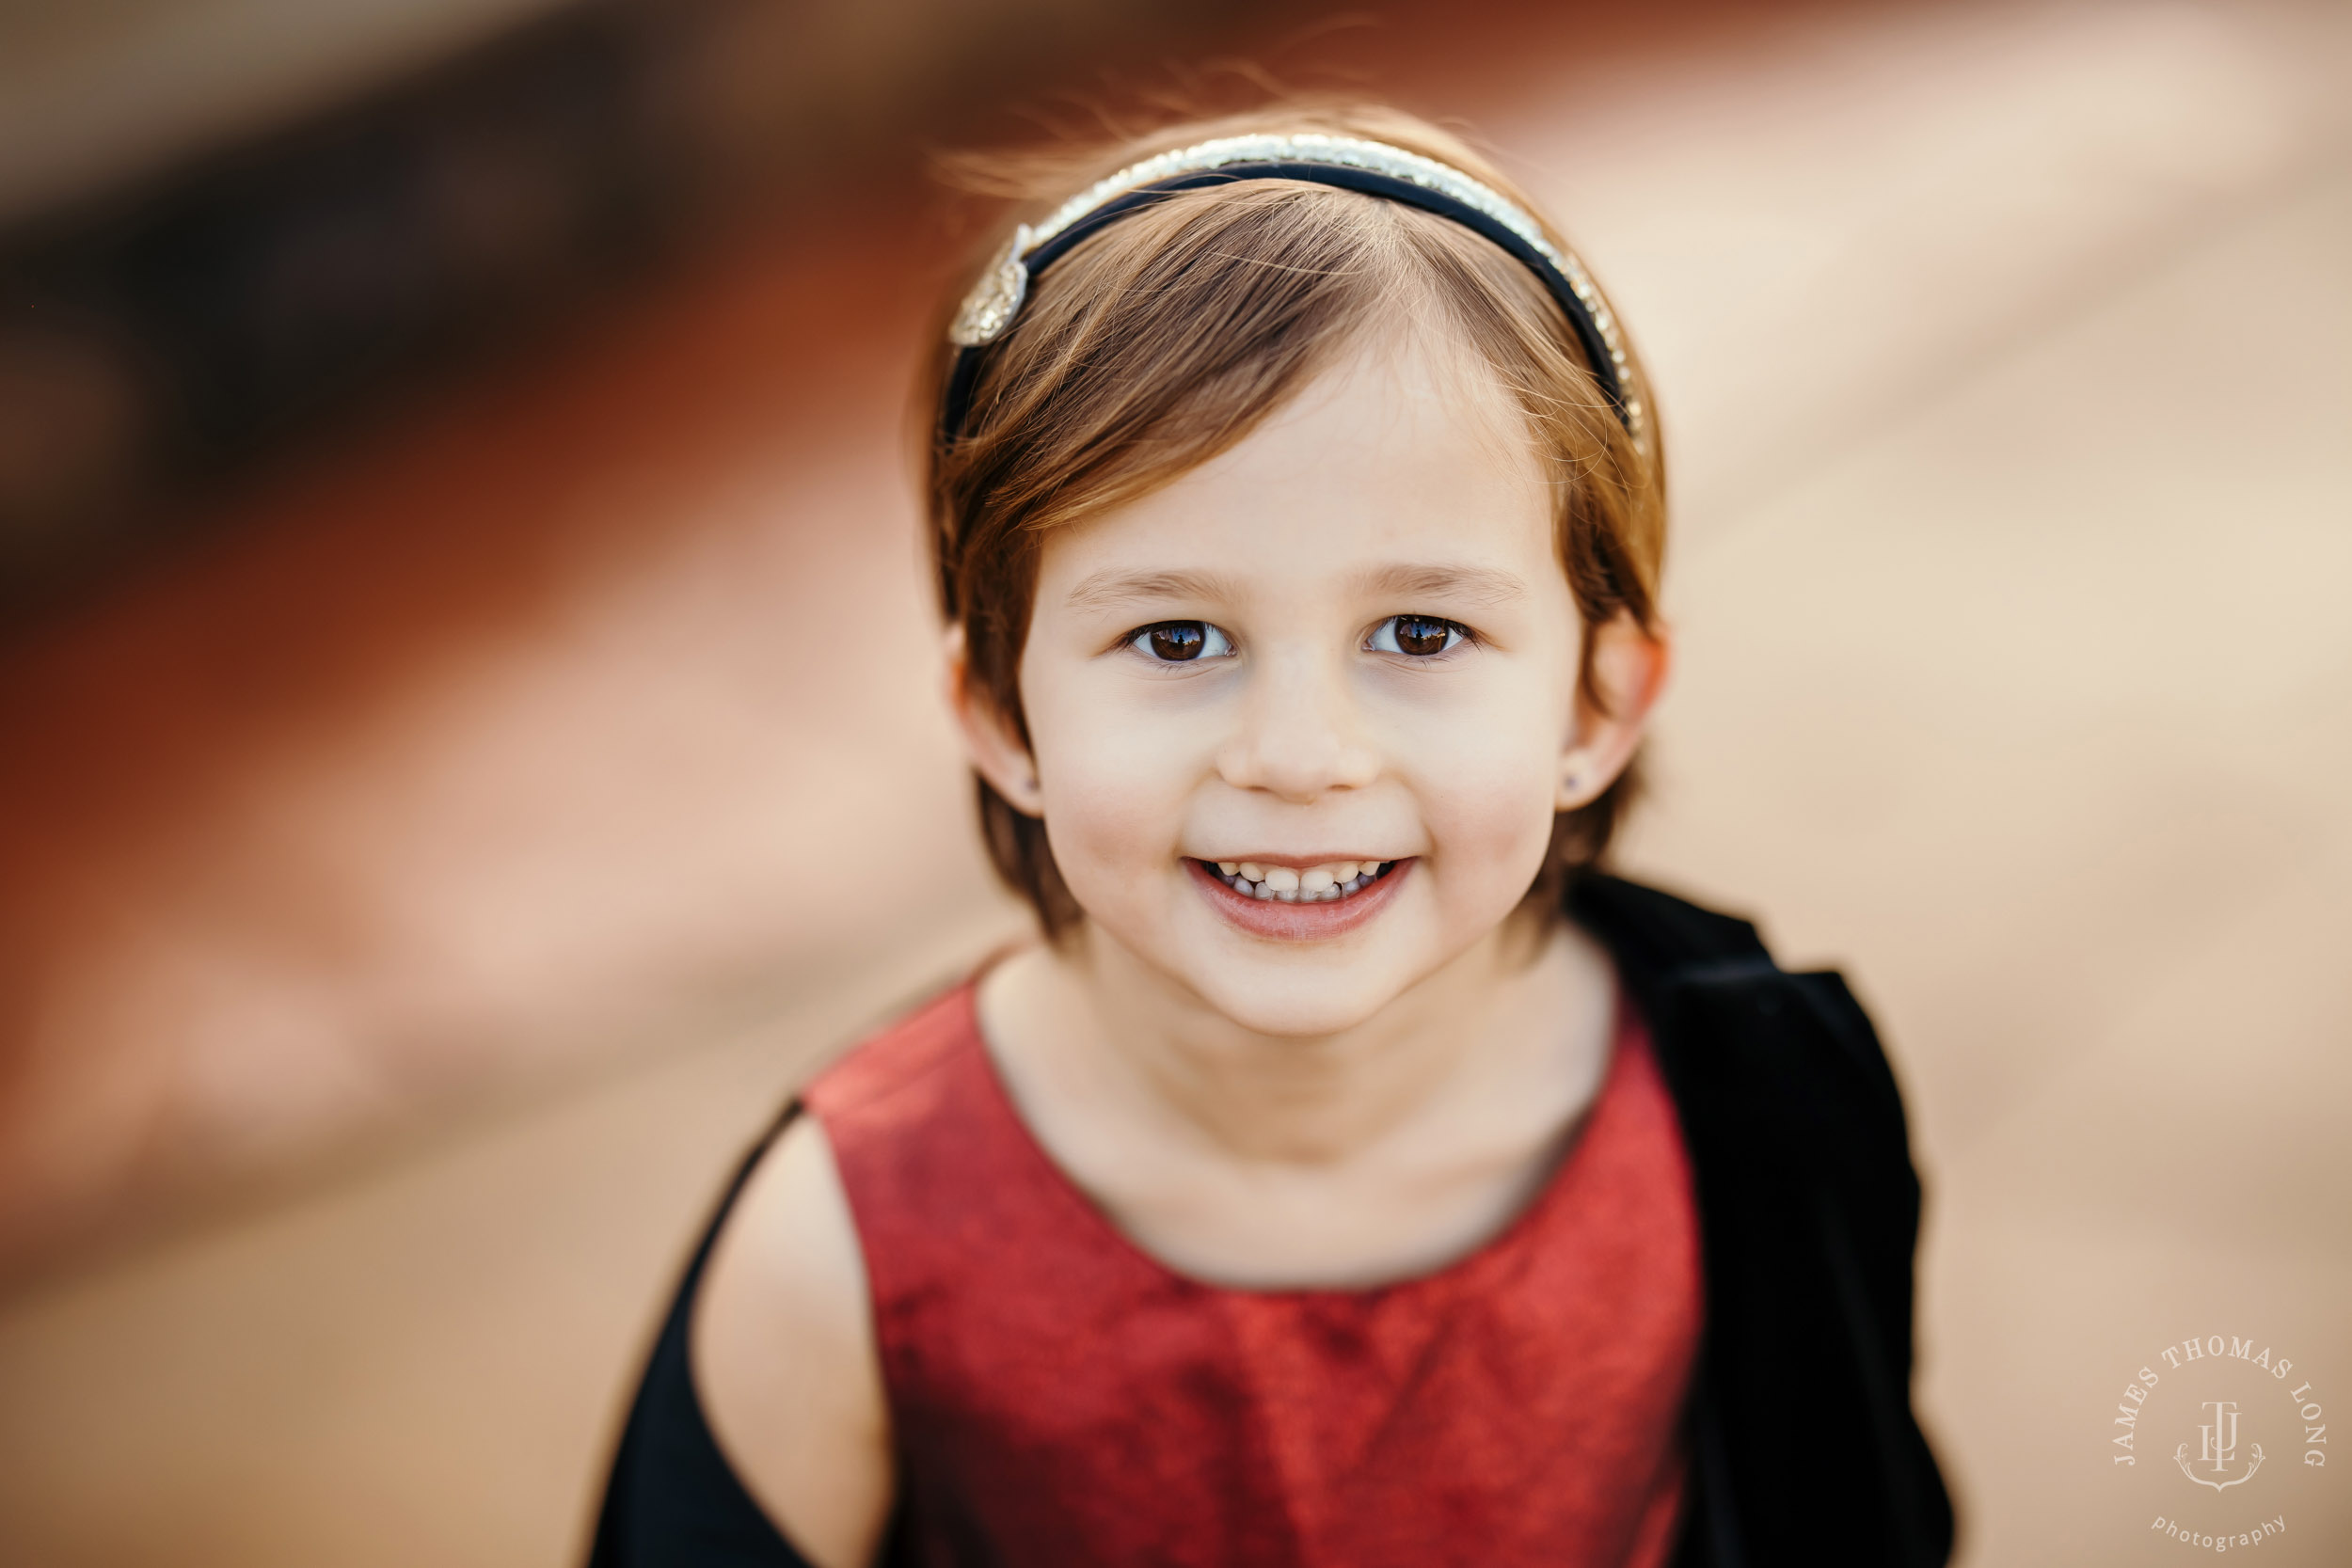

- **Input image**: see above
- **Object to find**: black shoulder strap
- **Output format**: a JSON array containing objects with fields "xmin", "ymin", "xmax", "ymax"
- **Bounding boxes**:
[
  {"xmin": 1570, "ymin": 872, "xmax": 1952, "ymax": 1568},
  {"xmin": 1568, "ymin": 872, "xmax": 1765, "ymax": 963},
  {"xmin": 587, "ymin": 1101, "xmax": 819, "ymax": 1568}
]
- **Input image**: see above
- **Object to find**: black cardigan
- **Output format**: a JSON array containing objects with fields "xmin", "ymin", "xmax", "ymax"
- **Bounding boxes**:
[{"xmin": 589, "ymin": 875, "xmax": 1955, "ymax": 1567}]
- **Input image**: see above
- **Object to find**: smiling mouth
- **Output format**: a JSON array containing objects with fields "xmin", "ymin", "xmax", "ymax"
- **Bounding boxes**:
[{"xmin": 1196, "ymin": 858, "xmax": 1399, "ymax": 903}]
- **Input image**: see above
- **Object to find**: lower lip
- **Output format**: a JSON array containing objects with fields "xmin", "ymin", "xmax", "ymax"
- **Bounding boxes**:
[{"xmin": 1185, "ymin": 857, "xmax": 1414, "ymax": 942}]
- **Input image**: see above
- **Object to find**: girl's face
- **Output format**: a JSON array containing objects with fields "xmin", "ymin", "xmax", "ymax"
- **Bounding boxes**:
[{"xmin": 958, "ymin": 338, "xmax": 1662, "ymax": 1037}]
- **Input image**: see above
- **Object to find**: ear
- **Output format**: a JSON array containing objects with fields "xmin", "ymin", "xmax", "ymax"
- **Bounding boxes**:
[
  {"xmin": 1556, "ymin": 612, "xmax": 1672, "ymax": 810},
  {"xmin": 942, "ymin": 624, "xmax": 1044, "ymax": 816}
]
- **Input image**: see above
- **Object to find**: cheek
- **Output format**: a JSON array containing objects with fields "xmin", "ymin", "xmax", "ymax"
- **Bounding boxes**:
[
  {"xmin": 1398, "ymin": 676, "xmax": 1572, "ymax": 884},
  {"xmin": 1417, "ymin": 740, "xmax": 1560, "ymax": 877},
  {"xmin": 1021, "ymin": 662, "xmax": 1210, "ymax": 879}
]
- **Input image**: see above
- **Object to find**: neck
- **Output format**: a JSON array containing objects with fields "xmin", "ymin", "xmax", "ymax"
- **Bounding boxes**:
[{"xmin": 995, "ymin": 909, "xmax": 1611, "ymax": 1169}]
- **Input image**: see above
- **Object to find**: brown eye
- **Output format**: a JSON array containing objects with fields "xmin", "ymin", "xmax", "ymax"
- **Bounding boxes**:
[
  {"xmin": 1150, "ymin": 624, "xmax": 1202, "ymax": 660},
  {"xmin": 1139, "ymin": 622, "xmax": 1228, "ymax": 661},
  {"xmin": 1380, "ymin": 614, "xmax": 1458, "ymax": 657}
]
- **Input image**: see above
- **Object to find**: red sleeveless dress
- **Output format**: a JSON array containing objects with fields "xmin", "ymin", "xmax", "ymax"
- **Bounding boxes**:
[{"xmin": 803, "ymin": 980, "xmax": 1702, "ymax": 1568}]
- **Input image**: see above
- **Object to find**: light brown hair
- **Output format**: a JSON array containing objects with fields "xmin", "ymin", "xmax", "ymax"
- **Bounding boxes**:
[{"xmin": 927, "ymin": 102, "xmax": 1666, "ymax": 935}]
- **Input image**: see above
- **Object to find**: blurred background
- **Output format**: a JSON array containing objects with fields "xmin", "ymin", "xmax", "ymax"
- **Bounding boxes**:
[{"xmin": 0, "ymin": 0, "xmax": 2346, "ymax": 1562}]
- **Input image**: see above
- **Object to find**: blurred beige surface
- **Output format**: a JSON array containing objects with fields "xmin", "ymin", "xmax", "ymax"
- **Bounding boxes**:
[{"xmin": 1, "ymin": 2, "xmax": 2347, "ymax": 1564}]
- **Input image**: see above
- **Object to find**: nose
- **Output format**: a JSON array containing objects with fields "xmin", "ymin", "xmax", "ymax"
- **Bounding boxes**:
[{"xmin": 1215, "ymin": 645, "xmax": 1381, "ymax": 803}]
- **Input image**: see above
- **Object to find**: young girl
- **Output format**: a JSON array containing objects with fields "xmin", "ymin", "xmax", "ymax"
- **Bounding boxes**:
[{"xmin": 592, "ymin": 102, "xmax": 1952, "ymax": 1568}]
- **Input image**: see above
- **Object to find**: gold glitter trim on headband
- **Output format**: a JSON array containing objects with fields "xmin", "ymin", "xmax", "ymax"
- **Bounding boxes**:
[
  {"xmin": 946, "ymin": 133, "xmax": 1645, "ymax": 447},
  {"xmin": 948, "ymin": 223, "xmax": 1032, "ymax": 348}
]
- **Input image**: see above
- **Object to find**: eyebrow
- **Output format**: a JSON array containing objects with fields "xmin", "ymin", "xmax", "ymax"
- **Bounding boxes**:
[
  {"xmin": 1062, "ymin": 562, "xmax": 1531, "ymax": 613},
  {"xmin": 1063, "ymin": 568, "xmax": 1247, "ymax": 612},
  {"xmin": 1354, "ymin": 563, "xmax": 1529, "ymax": 608}
]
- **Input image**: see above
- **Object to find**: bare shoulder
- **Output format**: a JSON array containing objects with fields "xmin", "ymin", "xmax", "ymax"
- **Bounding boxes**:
[{"xmin": 691, "ymin": 1112, "xmax": 893, "ymax": 1568}]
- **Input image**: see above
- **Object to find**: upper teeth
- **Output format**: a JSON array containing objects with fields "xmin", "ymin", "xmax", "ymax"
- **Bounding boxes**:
[{"xmin": 1210, "ymin": 859, "xmax": 1387, "ymax": 902}]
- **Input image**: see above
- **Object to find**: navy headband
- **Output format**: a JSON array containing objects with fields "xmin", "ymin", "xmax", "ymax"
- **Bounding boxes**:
[{"xmin": 940, "ymin": 133, "xmax": 1645, "ymax": 447}]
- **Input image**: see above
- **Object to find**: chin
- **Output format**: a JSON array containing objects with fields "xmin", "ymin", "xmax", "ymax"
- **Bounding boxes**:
[{"xmin": 1187, "ymin": 970, "xmax": 1396, "ymax": 1038}]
